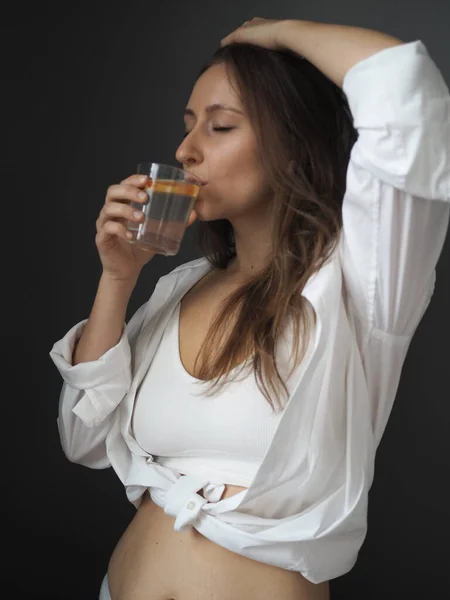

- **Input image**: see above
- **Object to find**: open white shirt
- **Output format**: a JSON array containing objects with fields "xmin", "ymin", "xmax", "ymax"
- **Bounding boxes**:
[{"xmin": 49, "ymin": 40, "xmax": 450, "ymax": 584}]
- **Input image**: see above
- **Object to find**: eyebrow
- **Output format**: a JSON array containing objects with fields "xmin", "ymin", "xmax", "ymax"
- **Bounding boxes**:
[{"xmin": 183, "ymin": 103, "xmax": 244, "ymax": 117}]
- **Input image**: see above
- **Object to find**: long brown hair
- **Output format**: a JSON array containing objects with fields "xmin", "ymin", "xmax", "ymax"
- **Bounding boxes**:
[{"xmin": 189, "ymin": 42, "xmax": 357, "ymax": 411}]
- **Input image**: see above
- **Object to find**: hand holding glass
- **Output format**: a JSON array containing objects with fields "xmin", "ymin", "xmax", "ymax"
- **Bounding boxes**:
[{"xmin": 126, "ymin": 162, "xmax": 201, "ymax": 256}]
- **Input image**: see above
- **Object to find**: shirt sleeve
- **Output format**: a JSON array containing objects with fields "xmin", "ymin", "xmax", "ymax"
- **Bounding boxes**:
[
  {"xmin": 49, "ymin": 300, "xmax": 149, "ymax": 468},
  {"xmin": 339, "ymin": 40, "xmax": 450, "ymax": 340}
]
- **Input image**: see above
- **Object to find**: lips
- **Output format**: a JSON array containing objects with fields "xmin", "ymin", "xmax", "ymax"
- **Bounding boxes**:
[
  {"xmin": 194, "ymin": 178, "xmax": 208, "ymax": 187},
  {"xmin": 186, "ymin": 172, "xmax": 207, "ymax": 186}
]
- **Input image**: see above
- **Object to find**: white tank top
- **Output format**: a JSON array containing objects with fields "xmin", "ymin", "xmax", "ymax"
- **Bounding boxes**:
[{"xmin": 132, "ymin": 300, "xmax": 311, "ymax": 487}]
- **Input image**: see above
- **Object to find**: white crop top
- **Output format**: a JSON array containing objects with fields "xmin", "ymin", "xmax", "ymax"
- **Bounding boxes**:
[{"xmin": 132, "ymin": 300, "xmax": 305, "ymax": 488}]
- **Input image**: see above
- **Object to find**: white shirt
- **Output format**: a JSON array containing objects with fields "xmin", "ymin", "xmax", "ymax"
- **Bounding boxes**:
[{"xmin": 49, "ymin": 40, "xmax": 450, "ymax": 584}]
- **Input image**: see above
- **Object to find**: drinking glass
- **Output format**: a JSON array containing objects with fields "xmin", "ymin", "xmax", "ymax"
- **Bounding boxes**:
[{"xmin": 126, "ymin": 162, "xmax": 201, "ymax": 256}]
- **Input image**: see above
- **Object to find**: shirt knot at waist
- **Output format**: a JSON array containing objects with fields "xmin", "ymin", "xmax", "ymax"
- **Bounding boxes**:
[{"xmin": 142, "ymin": 461, "xmax": 226, "ymax": 531}]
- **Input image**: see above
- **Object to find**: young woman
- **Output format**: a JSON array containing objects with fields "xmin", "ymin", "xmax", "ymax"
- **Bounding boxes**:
[{"xmin": 50, "ymin": 17, "xmax": 450, "ymax": 600}]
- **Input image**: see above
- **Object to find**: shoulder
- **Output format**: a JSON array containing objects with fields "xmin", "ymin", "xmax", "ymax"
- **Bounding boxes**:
[
  {"xmin": 159, "ymin": 256, "xmax": 214, "ymax": 286},
  {"xmin": 171, "ymin": 256, "xmax": 210, "ymax": 273}
]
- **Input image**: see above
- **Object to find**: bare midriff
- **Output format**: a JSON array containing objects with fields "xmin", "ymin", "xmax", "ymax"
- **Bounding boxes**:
[{"xmin": 107, "ymin": 485, "xmax": 330, "ymax": 600}]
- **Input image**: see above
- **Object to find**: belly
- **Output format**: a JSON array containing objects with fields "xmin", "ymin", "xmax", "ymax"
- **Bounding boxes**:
[{"xmin": 107, "ymin": 488, "xmax": 330, "ymax": 600}]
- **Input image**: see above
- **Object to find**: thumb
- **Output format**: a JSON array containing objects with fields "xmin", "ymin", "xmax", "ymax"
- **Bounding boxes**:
[{"xmin": 186, "ymin": 209, "xmax": 198, "ymax": 227}]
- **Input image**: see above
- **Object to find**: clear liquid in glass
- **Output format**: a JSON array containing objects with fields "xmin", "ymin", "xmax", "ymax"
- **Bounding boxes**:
[{"xmin": 127, "ymin": 179, "xmax": 199, "ymax": 256}]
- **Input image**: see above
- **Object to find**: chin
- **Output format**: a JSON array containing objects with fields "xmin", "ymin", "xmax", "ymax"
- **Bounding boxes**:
[{"xmin": 193, "ymin": 193, "xmax": 234, "ymax": 222}]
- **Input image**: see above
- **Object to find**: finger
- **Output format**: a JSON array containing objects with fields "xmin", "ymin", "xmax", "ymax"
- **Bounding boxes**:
[
  {"xmin": 120, "ymin": 173, "xmax": 152, "ymax": 188},
  {"xmin": 186, "ymin": 210, "xmax": 197, "ymax": 227},
  {"xmin": 221, "ymin": 23, "xmax": 249, "ymax": 46},
  {"xmin": 221, "ymin": 33, "xmax": 236, "ymax": 46},
  {"xmin": 221, "ymin": 23, "xmax": 242, "ymax": 46},
  {"xmin": 97, "ymin": 220, "xmax": 132, "ymax": 244},
  {"xmin": 97, "ymin": 199, "xmax": 145, "ymax": 230},
  {"xmin": 105, "ymin": 183, "xmax": 149, "ymax": 205}
]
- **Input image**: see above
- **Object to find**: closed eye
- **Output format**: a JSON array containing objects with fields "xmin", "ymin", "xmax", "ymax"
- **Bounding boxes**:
[{"xmin": 183, "ymin": 127, "xmax": 234, "ymax": 138}]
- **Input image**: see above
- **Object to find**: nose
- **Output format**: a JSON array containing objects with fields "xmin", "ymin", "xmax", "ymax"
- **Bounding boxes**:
[{"xmin": 175, "ymin": 133, "xmax": 202, "ymax": 169}]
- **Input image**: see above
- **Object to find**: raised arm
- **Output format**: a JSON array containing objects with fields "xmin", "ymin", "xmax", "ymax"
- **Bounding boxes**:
[
  {"xmin": 222, "ymin": 19, "xmax": 450, "ymax": 442},
  {"xmin": 278, "ymin": 19, "xmax": 404, "ymax": 87},
  {"xmin": 222, "ymin": 18, "xmax": 404, "ymax": 88}
]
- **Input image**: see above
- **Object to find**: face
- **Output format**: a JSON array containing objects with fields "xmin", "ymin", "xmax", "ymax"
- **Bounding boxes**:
[{"xmin": 175, "ymin": 63, "xmax": 272, "ymax": 222}]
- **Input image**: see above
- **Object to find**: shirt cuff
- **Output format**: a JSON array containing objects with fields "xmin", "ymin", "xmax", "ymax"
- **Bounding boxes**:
[
  {"xmin": 71, "ymin": 386, "xmax": 122, "ymax": 427},
  {"xmin": 49, "ymin": 319, "xmax": 131, "ymax": 390}
]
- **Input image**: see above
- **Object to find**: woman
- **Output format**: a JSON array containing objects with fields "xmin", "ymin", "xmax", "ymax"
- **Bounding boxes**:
[{"xmin": 49, "ymin": 17, "xmax": 450, "ymax": 600}]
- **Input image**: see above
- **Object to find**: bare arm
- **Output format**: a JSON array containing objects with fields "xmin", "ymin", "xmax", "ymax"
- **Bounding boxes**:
[
  {"xmin": 73, "ymin": 272, "xmax": 140, "ymax": 365},
  {"xmin": 278, "ymin": 20, "xmax": 404, "ymax": 88}
]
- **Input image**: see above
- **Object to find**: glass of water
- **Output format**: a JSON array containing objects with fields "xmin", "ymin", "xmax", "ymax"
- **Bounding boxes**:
[{"xmin": 126, "ymin": 162, "xmax": 202, "ymax": 256}]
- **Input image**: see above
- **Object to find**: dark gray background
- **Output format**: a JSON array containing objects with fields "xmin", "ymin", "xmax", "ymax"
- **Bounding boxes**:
[{"xmin": 7, "ymin": 0, "xmax": 449, "ymax": 598}]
